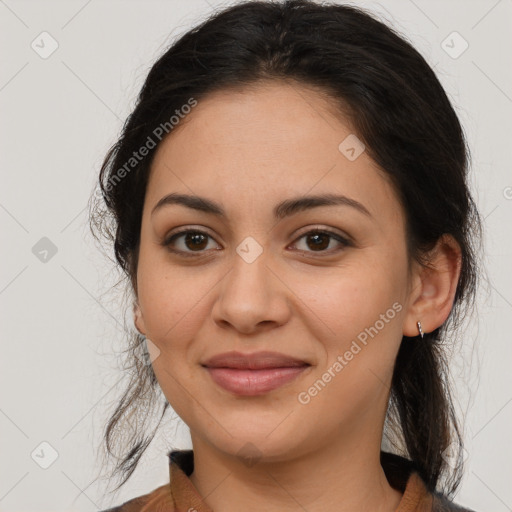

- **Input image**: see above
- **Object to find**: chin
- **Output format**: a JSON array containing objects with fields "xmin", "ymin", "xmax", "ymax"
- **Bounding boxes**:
[{"xmin": 199, "ymin": 423, "xmax": 311, "ymax": 464}]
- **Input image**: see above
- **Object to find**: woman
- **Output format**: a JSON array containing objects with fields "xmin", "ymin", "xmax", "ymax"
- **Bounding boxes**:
[{"xmin": 90, "ymin": 1, "xmax": 483, "ymax": 510}]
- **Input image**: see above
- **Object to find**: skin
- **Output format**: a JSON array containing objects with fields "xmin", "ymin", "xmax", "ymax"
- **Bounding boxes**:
[{"xmin": 133, "ymin": 79, "xmax": 462, "ymax": 512}]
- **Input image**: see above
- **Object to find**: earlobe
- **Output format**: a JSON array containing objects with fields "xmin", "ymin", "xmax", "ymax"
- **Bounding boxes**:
[
  {"xmin": 133, "ymin": 303, "xmax": 147, "ymax": 335},
  {"xmin": 402, "ymin": 234, "xmax": 462, "ymax": 338}
]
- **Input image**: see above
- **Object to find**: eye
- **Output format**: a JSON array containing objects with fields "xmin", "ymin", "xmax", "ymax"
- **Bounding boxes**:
[
  {"xmin": 162, "ymin": 227, "xmax": 352, "ymax": 258},
  {"xmin": 163, "ymin": 229, "xmax": 220, "ymax": 256},
  {"xmin": 290, "ymin": 228, "xmax": 352, "ymax": 255}
]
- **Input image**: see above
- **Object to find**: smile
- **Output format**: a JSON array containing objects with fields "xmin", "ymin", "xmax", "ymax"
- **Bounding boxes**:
[{"xmin": 204, "ymin": 366, "xmax": 310, "ymax": 396}]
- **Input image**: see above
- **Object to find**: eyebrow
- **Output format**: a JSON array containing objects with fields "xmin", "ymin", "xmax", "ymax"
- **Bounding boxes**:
[{"xmin": 151, "ymin": 192, "xmax": 372, "ymax": 220}]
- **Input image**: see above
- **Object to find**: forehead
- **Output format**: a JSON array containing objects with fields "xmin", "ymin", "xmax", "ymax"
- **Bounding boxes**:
[{"xmin": 146, "ymin": 81, "xmax": 403, "ymax": 228}]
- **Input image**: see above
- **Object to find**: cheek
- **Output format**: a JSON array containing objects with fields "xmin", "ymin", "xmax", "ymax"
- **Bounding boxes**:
[
  {"xmin": 291, "ymin": 262, "xmax": 405, "ymax": 381},
  {"xmin": 136, "ymin": 248, "xmax": 205, "ymax": 343},
  {"xmin": 294, "ymin": 272, "xmax": 404, "ymax": 421},
  {"xmin": 292, "ymin": 266, "xmax": 396, "ymax": 336}
]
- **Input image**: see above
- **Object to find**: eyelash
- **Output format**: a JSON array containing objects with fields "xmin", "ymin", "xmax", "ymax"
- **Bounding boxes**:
[{"xmin": 162, "ymin": 227, "xmax": 352, "ymax": 258}]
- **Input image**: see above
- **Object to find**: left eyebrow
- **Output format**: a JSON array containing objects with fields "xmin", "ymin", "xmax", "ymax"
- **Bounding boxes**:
[
  {"xmin": 151, "ymin": 192, "xmax": 373, "ymax": 220},
  {"xmin": 273, "ymin": 193, "xmax": 372, "ymax": 220}
]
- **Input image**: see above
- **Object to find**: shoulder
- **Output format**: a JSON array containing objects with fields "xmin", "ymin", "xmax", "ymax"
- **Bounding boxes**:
[
  {"xmin": 99, "ymin": 483, "xmax": 174, "ymax": 512},
  {"xmin": 431, "ymin": 492, "xmax": 478, "ymax": 512},
  {"xmin": 380, "ymin": 451, "xmax": 478, "ymax": 512}
]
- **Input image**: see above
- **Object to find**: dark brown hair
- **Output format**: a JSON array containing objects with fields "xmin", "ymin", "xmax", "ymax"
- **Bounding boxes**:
[{"xmin": 89, "ymin": 0, "xmax": 483, "ymax": 497}]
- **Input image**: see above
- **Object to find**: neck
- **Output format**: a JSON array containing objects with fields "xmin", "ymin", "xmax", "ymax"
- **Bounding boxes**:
[{"xmin": 188, "ymin": 431, "xmax": 403, "ymax": 512}]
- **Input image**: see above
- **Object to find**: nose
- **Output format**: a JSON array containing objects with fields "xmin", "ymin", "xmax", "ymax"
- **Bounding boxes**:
[{"xmin": 211, "ymin": 249, "xmax": 292, "ymax": 335}]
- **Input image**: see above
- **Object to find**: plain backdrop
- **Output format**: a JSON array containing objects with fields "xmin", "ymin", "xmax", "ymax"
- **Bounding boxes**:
[{"xmin": 1, "ymin": 0, "xmax": 511, "ymax": 510}]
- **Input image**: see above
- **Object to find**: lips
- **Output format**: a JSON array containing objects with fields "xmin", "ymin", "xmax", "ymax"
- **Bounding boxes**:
[
  {"xmin": 201, "ymin": 351, "xmax": 311, "ymax": 396},
  {"xmin": 201, "ymin": 350, "xmax": 310, "ymax": 370}
]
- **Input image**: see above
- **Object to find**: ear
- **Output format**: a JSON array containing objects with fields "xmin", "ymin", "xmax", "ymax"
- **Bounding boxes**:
[
  {"xmin": 133, "ymin": 302, "xmax": 147, "ymax": 336},
  {"xmin": 402, "ymin": 234, "xmax": 462, "ymax": 337}
]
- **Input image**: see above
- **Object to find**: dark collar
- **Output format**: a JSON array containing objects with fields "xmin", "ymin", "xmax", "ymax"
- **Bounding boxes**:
[{"xmin": 169, "ymin": 449, "xmax": 195, "ymax": 476}]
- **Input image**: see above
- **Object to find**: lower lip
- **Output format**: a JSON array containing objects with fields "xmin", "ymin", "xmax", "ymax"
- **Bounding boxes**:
[{"xmin": 204, "ymin": 366, "xmax": 310, "ymax": 396}]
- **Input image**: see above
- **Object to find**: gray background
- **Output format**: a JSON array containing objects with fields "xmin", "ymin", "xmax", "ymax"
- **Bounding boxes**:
[{"xmin": 1, "ymin": 0, "xmax": 511, "ymax": 510}]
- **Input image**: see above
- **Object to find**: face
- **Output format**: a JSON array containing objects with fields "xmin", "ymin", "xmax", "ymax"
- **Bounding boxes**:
[{"xmin": 134, "ymin": 80, "xmax": 416, "ymax": 463}]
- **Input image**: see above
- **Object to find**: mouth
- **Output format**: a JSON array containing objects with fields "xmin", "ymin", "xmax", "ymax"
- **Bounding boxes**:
[{"xmin": 201, "ymin": 351, "xmax": 311, "ymax": 396}]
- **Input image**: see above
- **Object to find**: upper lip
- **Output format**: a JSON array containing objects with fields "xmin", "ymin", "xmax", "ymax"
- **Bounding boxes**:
[{"xmin": 201, "ymin": 351, "xmax": 310, "ymax": 370}]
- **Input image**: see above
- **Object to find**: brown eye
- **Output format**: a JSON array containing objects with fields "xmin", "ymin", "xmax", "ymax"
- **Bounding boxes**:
[
  {"xmin": 304, "ymin": 232, "xmax": 330, "ymax": 251},
  {"xmin": 163, "ymin": 227, "xmax": 351, "ymax": 258},
  {"xmin": 292, "ymin": 229, "xmax": 351, "ymax": 255},
  {"xmin": 183, "ymin": 232, "xmax": 208, "ymax": 251},
  {"xmin": 163, "ymin": 230, "xmax": 220, "ymax": 255}
]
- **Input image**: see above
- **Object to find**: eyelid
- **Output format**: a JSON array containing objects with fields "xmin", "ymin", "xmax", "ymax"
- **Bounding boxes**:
[
  {"xmin": 292, "ymin": 225, "xmax": 352, "ymax": 243},
  {"xmin": 163, "ymin": 225, "xmax": 216, "ymax": 241}
]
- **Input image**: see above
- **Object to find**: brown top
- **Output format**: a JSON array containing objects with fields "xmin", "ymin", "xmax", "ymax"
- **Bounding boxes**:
[{"xmin": 103, "ymin": 450, "xmax": 476, "ymax": 512}]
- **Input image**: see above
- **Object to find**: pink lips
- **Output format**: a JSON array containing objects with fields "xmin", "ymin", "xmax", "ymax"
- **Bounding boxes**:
[{"xmin": 201, "ymin": 351, "xmax": 311, "ymax": 396}]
